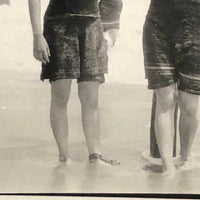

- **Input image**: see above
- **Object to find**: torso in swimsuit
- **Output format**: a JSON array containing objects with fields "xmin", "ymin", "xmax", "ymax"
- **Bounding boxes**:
[{"xmin": 45, "ymin": 0, "xmax": 99, "ymax": 19}]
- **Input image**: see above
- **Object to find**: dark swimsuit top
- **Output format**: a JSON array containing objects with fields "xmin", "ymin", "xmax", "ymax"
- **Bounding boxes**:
[
  {"xmin": 44, "ymin": 0, "xmax": 123, "ymax": 31},
  {"xmin": 45, "ymin": 0, "xmax": 99, "ymax": 18}
]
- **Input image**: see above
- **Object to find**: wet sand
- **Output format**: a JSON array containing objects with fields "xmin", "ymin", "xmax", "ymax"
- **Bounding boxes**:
[{"xmin": 1, "ymin": 69, "xmax": 200, "ymax": 194}]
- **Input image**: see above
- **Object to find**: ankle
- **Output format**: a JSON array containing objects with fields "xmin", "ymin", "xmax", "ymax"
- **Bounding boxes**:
[
  {"xmin": 180, "ymin": 153, "xmax": 190, "ymax": 161},
  {"xmin": 59, "ymin": 153, "xmax": 68, "ymax": 162},
  {"xmin": 162, "ymin": 160, "xmax": 176, "ymax": 172},
  {"xmin": 162, "ymin": 164, "xmax": 176, "ymax": 172},
  {"xmin": 89, "ymin": 153, "xmax": 101, "ymax": 161}
]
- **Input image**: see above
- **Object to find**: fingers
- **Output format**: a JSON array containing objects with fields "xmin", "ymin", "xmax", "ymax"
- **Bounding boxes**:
[
  {"xmin": 98, "ymin": 42, "xmax": 107, "ymax": 58},
  {"xmin": 47, "ymin": 45, "xmax": 51, "ymax": 57},
  {"xmin": 108, "ymin": 29, "xmax": 119, "ymax": 46},
  {"xmin": 33, "ymin": 49, "xmax": 43, "ymax": 63},
  {"xmin": 33, "ymin": 46, "xmax": 50, "ymax": 65},
  {"xmin": 33, "ymin": 35, "xmax": 51, "ymax": 65},
  {"xmin": 33, "ymin": 49, "xmax": 50, "ymax": 65},
  {"xmin": 43, "ymin": 48, "xmax": 50, "ymax": 63}
]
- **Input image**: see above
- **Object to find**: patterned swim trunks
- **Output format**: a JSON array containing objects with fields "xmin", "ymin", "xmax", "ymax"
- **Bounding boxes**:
[
  {"xmin": 41, "ymin": 16, "xmax": 108, "ymax": 83},
  {"xmin": 143, "ymin": 0, "xmax": 200, "ymax": 95}
]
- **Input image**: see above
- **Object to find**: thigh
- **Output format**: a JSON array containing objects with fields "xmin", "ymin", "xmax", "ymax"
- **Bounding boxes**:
[
  {"xmin": 178, "ymin": 90, "xmax": 199, "ymax": 111},
  {"xmin": 78, "ymin": 81, "xmax": 100, "ymax": 103},
  {"xmin": 51, "ymin": 79, "xmax": 72, "ymax": 100},
  {"xmin": 155, "ymin": 85, "xmax": 177, "ymax": 103}
]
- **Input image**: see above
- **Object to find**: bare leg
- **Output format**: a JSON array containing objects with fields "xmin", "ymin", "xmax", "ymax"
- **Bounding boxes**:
[
  {"xmin": 50, "ymin": 79, "xmax": 72, "ymax": 162},
  {"xmin": 178, "ymin": 91, "xmax": 199, "ymax": 162},
  {"xmin": 78, "ymin": 81, "xmax": 120, "ymax": 165},
  {"xmin": 78, "ymin": 81, "xmax": 101, "ymax": 155},
  {"xmin": 155, "ymin": 85, "xmax": 177, "ymax": 174}
]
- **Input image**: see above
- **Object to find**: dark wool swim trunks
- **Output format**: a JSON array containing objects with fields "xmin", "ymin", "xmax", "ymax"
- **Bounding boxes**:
[
  {"xmin": 143, "ymin": 0, "xmax": 200, "ymax": 95},
  {"xmin": 41, "ymin": 17, "xmax": 107, "ymax": 83}
]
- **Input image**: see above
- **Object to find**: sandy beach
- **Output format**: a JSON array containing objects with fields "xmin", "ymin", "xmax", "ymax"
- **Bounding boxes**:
[
  {"xmin": 2, "ymin": 68, "xmax": 200, "ymax": 194},
  {"xmin": 1, "ymin": 0, "xmax": 200, "ymax": 195}
]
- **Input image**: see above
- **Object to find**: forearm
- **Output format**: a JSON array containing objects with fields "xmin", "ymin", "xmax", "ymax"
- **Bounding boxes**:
[{"xmin": 28, "ymin": 0, "xmax": 42, "ymax": 36}]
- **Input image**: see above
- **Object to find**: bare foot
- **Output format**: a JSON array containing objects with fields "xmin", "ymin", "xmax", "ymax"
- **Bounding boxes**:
[
  {"xmin": 179, "ymin": 156, "xmax": 200, "ymax": 171},
  {"xmin": 175, "ymin": 157, "xmax": 185, "ymax": 168},
  {"xmin": 59, "ymin": 156, "xmax": 67, "ymax": 163},
  {"xmin": 162, "ymin": 166, "xmax": 176, "ymax": 178},
  {"xmin": 89, "ymin": 153, "xmax": 120, "ymax": 166},
  {"xmin": 59, "ymin": 155, "xmax": 71, "ymax": 165}
]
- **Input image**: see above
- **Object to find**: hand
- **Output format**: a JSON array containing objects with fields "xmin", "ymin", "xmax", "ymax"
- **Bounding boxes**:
[
  {"xmin": 33, "ymin": 34, "xmax": 50, "ymax": 65},
  {"xmin": 107, "ymin": 29, "xmax": 119, "ymax": 46}
]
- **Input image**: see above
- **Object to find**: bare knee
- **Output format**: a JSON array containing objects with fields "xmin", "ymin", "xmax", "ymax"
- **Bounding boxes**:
[
  {"xmin": 179, "ymin": 92, "xmax": 199, "ymax": 116},
  {"xmin": 51, "ymin": 80, "xmax": 71, "ymax": 108},
  {"xmin": 80, "ymin": 94, "xmax": 98, "ymax": 112},
  {"xmin": 78, "ymin": 83, "xmax": 99, "ymax": 112},
  {"xmin": 52, "ymin": 90, "xmax": 70, "ymax": 107},
  {"xmin": 155, "ymin": 86, "xmax": 176, "ymax": 112}
]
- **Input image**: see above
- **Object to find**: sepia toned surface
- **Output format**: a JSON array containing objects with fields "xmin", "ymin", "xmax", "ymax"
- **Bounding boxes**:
[{"xmin": 1, "ymin": 0, "xmax": 200, "ymax": 195}]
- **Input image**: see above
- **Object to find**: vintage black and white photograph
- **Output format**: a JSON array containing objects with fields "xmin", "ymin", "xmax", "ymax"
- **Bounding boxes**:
[
  {"xmin": 0, "ymin": 198, "xmax": 192, "ymax": 200},
  {"xmin": 1, "ymin": 0, "xmax": 200, "ymax": 195}
]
